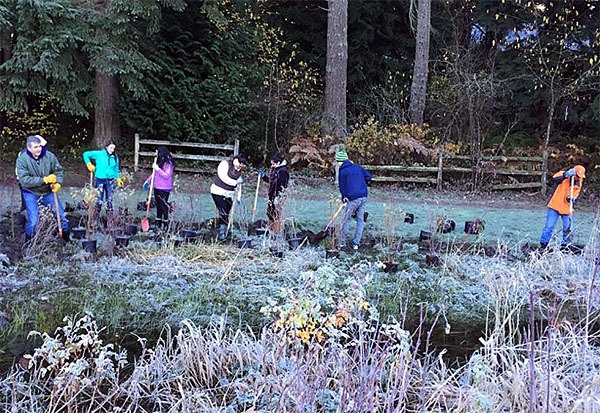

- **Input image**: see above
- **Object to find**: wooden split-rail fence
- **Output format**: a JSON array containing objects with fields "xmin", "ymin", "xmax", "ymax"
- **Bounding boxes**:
[
  {"xmin": 134, "ymin": 133, "xmax": 239, "ymax": 173},
  {"xmin": 365, "ymin": 153, "xmax": 544, "ymax": 191}
]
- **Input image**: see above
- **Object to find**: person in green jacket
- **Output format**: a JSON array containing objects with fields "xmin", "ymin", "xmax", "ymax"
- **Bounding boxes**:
[
  {"xmin": 83, "ymin": 140, "xmax": 123, "ymax": 214},
  {"xmin": 16, "ymin": 135, "xmax": 69, "ymax": 241}
]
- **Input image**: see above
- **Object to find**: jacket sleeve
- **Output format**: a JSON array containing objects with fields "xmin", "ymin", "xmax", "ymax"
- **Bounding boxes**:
[
  {"xmin": 51, "ymin": 153, "xmax": 64, "ymax": 184},
  {"xmin": 362, "ymin": 167, "xmax": 372, "ymax": 182},
  {"xmin": 16, "ymin": 157, "xmax": 44, "ymax": 188},
  {"xmin": 156, "ymin": 162, "xmax": 172, "ymax": 178},
  {"xmin": 278, "ymin": 169, "xmax": 289, "ymax": 190},
  {"xmin": 82, "ymin": 150, "xmax": 98, "ymax": 164},
  {"xmin": 552, "ymin": 170, "xmax": 567, "ymax": 184},
  {"xmin": 217, "ymin": 161, "xmax": 238, "ymax": 186}
]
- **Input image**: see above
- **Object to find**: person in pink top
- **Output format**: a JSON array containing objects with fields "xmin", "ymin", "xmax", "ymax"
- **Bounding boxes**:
[{"xmin": 143, "ymin": 146, "xmax": 174, "ymax": 229}]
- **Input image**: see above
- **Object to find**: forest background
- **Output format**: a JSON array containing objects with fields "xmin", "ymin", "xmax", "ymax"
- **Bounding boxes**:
[{"xmin": 0, "ymin": 0, "xmax": 599, "ymax": 191}]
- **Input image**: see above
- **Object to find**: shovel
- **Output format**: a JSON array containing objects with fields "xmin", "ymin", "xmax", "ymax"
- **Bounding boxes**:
[
  {"xmin": 141, "ymin": 157, "xmax": 157, "ymax": 232},
  {"xmin": 53, "ymin": 189, "xmax": 63, "ymax": 238},
  {"xmin": 226, "ymin": 184, "xmax": 242, "ymax": 237},
  {"xmin": 252, "ymin": 173, "xmax": 261, "ymax": 223},
  {"xmin": 314, "ymin": 202, "xmax": 345, "ymax": 242}
]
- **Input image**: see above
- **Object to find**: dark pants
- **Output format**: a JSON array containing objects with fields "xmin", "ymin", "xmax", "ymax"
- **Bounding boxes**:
[
  {"xmin": 154, "ymin": 189, "xmax": 170, "ymax": 228},
  {"xmin": 212, "ymin": 194, "xmax": 233, "ymax": 226}
]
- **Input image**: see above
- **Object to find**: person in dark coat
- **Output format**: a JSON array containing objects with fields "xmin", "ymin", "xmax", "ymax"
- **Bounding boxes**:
[
  {"xmin": 336, "ymin": 147, "xmax": 372, "ymax": 250},
  {"xmin": 260, "ymin": 153, "xmax": 289, "ymax": 234}
]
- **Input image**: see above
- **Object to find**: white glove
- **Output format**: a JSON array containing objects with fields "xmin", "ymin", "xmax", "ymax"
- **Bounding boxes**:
[
  {"xmin": 152, "ymin": 163, "xmax": 161, "ymax": 171},
  {"xmin": 236, "ymin": 177, "xmax": 244, "ymax": 185}
]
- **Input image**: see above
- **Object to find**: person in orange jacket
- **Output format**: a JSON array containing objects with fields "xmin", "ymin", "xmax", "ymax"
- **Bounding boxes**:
[{"xmin": 539, "ymin": 165, "xmax": 585, "ymax": 249}]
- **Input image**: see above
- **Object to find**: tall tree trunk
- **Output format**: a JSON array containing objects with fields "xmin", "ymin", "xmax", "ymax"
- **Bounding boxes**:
[
  {"xmin": 94, "ymin": 71, "xmax": 121, "ymax": 147},
  {"xmin": 541, "ymin": 97, "xmax": 557, "ymax": 195},
  {"xmin": 323, "ymin": 0, "xmax": 348, "ymax": 139},
  {"xmin": 409, "ymin": 0, "xmax": 431, "ymax": 126}
]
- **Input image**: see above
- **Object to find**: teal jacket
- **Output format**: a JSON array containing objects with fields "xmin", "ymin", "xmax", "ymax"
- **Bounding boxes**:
[
  {"xmin": 83, "ymin": 149, "xmax": 120, "ymax": 179},
  {"xmin": 16, "ymin": 147, "xmax": 64, "ymax": 196}
]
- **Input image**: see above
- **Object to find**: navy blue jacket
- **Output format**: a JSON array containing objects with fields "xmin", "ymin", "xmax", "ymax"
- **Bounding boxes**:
[{"xmin": 338, "ymin": 161, "xmax": 372, "ymax": 201}]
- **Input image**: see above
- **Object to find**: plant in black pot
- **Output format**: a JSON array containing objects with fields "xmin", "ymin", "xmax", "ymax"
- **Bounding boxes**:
[
  {"xmin": 380, "ymin": 206, "xmax": 402, "ymax": 272},
  {"xmin": 80, "ymin": 184, "xmax": 100, "ymax": 253}
]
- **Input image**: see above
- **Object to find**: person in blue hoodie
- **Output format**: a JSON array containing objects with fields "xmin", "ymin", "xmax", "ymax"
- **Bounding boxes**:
[{"xmin": 336, "ymin": 147, "xmax": 372, "ymax": 250}]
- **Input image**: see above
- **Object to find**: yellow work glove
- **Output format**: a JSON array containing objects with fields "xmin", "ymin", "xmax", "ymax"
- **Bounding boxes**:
[
  {"xmin": 51, "ymin": 183, "xmax": 61, "ymax": 193},
  {"xmin": 116, "ymin": 178, "xmax": 123, "ymax": 187},
  {"xmin": 43, "ymin": 174, "xmax": 57, "ymax": 184},
  {"xmin": 86, "ymin": 162, "xmax": 96, "ymax": 173}
]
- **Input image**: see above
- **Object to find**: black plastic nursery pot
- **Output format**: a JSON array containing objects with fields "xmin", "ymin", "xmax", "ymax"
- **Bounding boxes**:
[
  {"xmin": 180, "ymin": 229, "xmax": 201, "ymax": 243},
  {"xmin": 441, "ymin": 220, "xmax": 456, "ymax": 234},
  {"xmin": 125, "ymin": 223, "xmax": 138, "ymax": 236},
  {"xmin": 419, "ymin": 230, "xmax": 432, "ymax": 241},
  {"xmin": 71, "ymin": 226, "xmax": 86, "ymax": 240},
  {"xmin": 81, "ymin": 239, "xmax": 97, "ymax": 253},
  {"xmin": 404, "ymin": 213, "xmax": 414, "ymax": 224},
  {"xmin": 325, "ymin": 249, "xmax": 340, "ymax": 259},
  {"xmin": 288, "ymin": 237, "xmax": 304, "ymax": 250},
  {"xmin": 464, "ymin": 221, "xmax": 478, "ymax": 234},
  {"xmin": 383, "ymin": 262, "xmax": 398, "ymax": 273},
  {"xmin": 255, "ymin": 227, "xmax": 268, "ymax": 236},
  {"xmin": 115, "ymin": 235, "xmax": 130, "ymax": 248},
  {"xmin": 271, "ymin": 250, "xmax": 284, "ymax": 258},
  {"xmin": 171, "ymin": 236, "xmax": 185, "ymax": 247},
  {"xmin": 238, "ymin": 239, "xmax": 252, "ymax": 249}
]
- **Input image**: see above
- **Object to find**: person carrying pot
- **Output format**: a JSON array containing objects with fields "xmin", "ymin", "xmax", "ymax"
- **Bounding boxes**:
[
  {"xmin": 336, "ymin": 146, "xmax": 372, "ymax": 250},
  {"xmin": 16, "ymin": 135, "xmax": 69, "ymax": 241},
  {"xmin": 143, "ymin": 146, "xmax": 175, "ymax": 230},
  {"xmin": 539, "ymin": 165, "xmax": 586, "ymax": 250},
  {"xmin": 210, "ymin": 154, "xmax": 248, "ymax": 240},
  {"xmin": 83, "ymin": 140, "xmax": 123, "ymax": 215},
  {"xmin": 259, "ymin": 152, "xmax": 289, "ymax": 235}
]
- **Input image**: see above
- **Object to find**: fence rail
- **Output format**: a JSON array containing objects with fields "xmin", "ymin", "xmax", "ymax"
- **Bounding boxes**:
[
  {"xmin": 365, "ymin": 153, "xmax": 544, "ymax": 190},
  {"xmin": 134, "ymin": 134, "xmax": 239, "ymax": 172}
]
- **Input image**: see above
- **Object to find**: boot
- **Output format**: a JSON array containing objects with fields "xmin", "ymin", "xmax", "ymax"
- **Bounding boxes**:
[{"xmin": 218, "ymin": 224, "xmax": 227, "ymax": 241}]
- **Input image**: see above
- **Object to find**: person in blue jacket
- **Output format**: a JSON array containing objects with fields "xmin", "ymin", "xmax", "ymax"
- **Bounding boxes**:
[
  {"xmin": 336, "ymin": 147, "xmax": 372, "ymax": 250},
  {"xmin": 83, "ymin": 140, "xmax": 123, "ymax": 215}
]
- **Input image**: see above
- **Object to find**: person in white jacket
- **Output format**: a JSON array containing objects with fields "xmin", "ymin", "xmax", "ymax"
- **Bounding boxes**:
[{"xmin": 210, "ymin": 154, "xmax": 247, "ymax": 240}]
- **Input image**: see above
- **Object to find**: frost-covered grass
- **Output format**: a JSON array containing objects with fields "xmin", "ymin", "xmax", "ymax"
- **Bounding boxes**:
[{"xmin": 1, "ymin": 250, "xmax": 599, "ymax": 412}]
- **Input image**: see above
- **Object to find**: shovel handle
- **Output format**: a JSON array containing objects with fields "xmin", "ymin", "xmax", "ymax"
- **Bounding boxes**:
[
  {"xmin": 146, "ymin": 157, "xmax": 157, "ymax": 213},
  {"xmin": 53, "ymin": 190, "xmax": 63, "ymax": 238},
  {"xmin": 89, "ymin": 171, "xmax": 94, "ymax": 187},
  {"xmin": 569, "ymin": 176, "xmax": 574, "ymax": 215},
  {"xmin": 252, "ymin": 173, "xmax": 261, "ymax": 219},
  {"xmin": 324, "ymin": 203, "xmax": 345, "ymax": 231}
]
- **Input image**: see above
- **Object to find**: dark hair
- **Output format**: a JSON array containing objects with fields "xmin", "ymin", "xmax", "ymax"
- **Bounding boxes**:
[
  {"xmin": 105, "ymin": 140, "xmax": 119, "ymax": 161},
  {"xmin": 157, "ymin": 146, "xmax": 174, "ymax": 168},
  {"xmin": 234, "ymin": 154, "xmax": 248, "ymax": 165},
  {"xmin": 271, "ymin": 152, "xmax": 285, "ymax": 164}
]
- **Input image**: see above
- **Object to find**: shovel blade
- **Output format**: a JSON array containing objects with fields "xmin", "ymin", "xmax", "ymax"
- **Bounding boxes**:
[{"xmin": 141, "ymin": 216, "xmax": 150, "ymax": 232}]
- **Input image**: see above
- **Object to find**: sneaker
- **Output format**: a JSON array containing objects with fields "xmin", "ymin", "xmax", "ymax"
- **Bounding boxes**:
[{"xmin": 352, "ymin": 244, "xmax": 359, "ymax": 251}]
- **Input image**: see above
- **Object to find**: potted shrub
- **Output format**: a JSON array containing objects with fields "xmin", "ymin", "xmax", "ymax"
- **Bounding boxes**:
[{"xmin": 380, "ymin": 206, "xmax": 403, "ymax": 272}]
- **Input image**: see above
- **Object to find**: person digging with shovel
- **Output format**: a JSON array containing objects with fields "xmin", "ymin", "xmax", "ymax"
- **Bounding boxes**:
[
  {"xmin": 16, "ymin": 135, "xmax": 70, "ymax": 242},
  {"xmin": 143, "ymin": 146, "xmax": 174, "ymax": 230},
  {"xmin": 260, "ymin": 152, "xmax": 289, "ymax": 235},
  {"xmin": 539, "ymin": 164, "xmax": 585, "ymax": 251},
  {"xmin": 83, "ymin": 140, "xmax": 123, "ymax": 218},
  {"xmin": 336, "ymin": 146, "xmax": 372, "ymax": 251},
  {"xmin": 210, "ymin": 154, "xmax": 248, "ymax": 241}
]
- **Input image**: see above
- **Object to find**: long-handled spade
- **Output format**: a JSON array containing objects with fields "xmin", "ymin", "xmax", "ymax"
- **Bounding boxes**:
[
  {"xmin": 53, "ymin": 189, "xmax": 63, "ymax": 239},
  {"xmin": 568, "ymin": 175, "xmax": 575, "ymax": 243},
  {"xmin": 314, "ymin": 202, "xmax": 345, "ymax": 243},
  {"xmin": 252, "ymin": 173, "xmax": 261, "ymax": 224},
  {"xmin": 141, "ymin": 157, "xmax": 157, "ymax": 232},
  {"xmin": 226, "ymin": 184, "xmax": 242, "ymax": 238}
]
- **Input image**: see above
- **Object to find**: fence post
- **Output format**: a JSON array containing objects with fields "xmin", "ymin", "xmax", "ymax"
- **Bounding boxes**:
[
  {"xmin": 134, "ymin": 133, "xmax": 140, "ymax": 172},
  {"xmin": 436, "ymin": 150, "xmax": 443, "ymax": 191}
]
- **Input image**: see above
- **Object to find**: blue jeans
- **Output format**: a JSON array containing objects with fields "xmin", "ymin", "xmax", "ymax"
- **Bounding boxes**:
[
  {"xmin": 341, "ymin": 197, "xmax": 367, "ymax": 247},
  {"xmin": 23, "ymin": 191, "xmax": 69, "ymax": 237},
  {"xmin": 540, "ymin": 207, "xmax": 572, "ymax": 245},
  {"xmin": 96, "ymin": 178, "xmax": 116, "ymax": 211}
]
